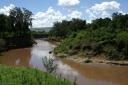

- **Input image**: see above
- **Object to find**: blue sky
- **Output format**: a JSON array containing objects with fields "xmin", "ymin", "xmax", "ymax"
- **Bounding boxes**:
[{"xmin": 0, "ymin": 0, "xmax": 128, "ymax": 27}]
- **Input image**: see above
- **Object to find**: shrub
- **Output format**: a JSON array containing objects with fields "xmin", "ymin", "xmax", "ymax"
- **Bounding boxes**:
[
  {"xmin": 116, "ymin": 32, "xmax": 128, "ymax": 56},
  {"xmin": 84, "ymin": 59, "xmax": 92, "ymax": 63},
  {"xmin": 0, "ymin": 39, "xmax": 6, "ymax": 52}
]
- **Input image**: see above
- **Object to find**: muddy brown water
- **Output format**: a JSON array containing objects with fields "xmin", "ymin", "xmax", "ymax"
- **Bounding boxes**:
[{"xmin": 0, "ymin": 39, "xmax": 128, "ymax": 85}]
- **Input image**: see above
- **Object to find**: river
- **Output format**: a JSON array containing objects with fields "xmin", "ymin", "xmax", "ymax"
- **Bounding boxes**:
[{"xmin": 0, "ymin": 39, "xmax": 128, "ymax": 85}]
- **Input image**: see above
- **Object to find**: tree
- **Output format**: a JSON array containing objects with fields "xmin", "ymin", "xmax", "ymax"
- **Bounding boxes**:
[
  {"xmin": 69, "ymin": 18, "xmax": 86, "ymax": 31},
  {"xmin": 49, "ymin": 18, "xmax": 86, "ymax": 39},
  {"xmin": 8, "ymin": 7, "xmax": 33, "ymax": 47},
  {"xmin": 53, "ymin": 13, "xmax": 128, "ymax": 60},
  {"xmin": 0, "ymin": 7, "xmax": 33, "ymax": 52},
  {"xmin": 0, "ymin": 14, "xmax": 9, "ymax": 38},
  {"xmin": 110, "ymin": 13, "xmax": 128, "ymax": 31},
  {"xmin": 116, "ymin": 32, "xmax": 128, "ymax": 57},
  {"xmin": 91, "ymin": 18, "xmax": 111, "ymax": 29}
]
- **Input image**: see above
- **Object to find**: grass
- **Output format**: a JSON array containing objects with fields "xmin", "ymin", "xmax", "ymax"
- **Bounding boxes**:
[{"xmin": 0, "ymin": 65, "xmax": 74, "ymax": 85}]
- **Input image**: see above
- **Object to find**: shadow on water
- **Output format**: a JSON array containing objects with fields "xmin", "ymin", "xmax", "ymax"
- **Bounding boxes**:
[{"xmin": 0, "ymin": 39, "xmax": 128, "ymax": 85}]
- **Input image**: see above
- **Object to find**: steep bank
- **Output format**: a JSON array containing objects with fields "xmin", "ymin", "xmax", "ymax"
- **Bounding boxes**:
[{"xmin": 54, "ymin": 29, "xmax": 128, "ymax": 64}]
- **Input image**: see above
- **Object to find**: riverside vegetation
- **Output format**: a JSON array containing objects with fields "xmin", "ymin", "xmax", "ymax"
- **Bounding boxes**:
[
  {"xmin": 0, "ymin": 7, "xmax": 33, "ymax": 53},
  {"xmin": 0, "ymin": 7, "xmax": 74, "ymax": 85},
  {"xmin": 0, "ymin": 6, "xmax": 128, "ymax": 85},
  {"xmin": 49, "ymin": 13, "xmax": 128, "ymax": 60},
  {"xmin": 0, "ymin": 65, "xmax": 73, "ymax": 85}
]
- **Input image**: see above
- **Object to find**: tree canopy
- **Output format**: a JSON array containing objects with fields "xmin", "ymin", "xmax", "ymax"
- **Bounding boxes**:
[
  {"xmin": 51, "ymin": 13, "xmax": 128, "ymax": 60},
  {"xmin": 0, "ymin": 7, "xmax": 33, "ymax": 52},
  {"xmin": 49, "ymin": 18, "xmax": 86, "ymax": 39}
]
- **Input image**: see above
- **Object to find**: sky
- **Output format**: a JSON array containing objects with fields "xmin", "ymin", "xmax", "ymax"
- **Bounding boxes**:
[{"xmin": 0, "ymin": 0, "xmax": 128, "ymax": 28}]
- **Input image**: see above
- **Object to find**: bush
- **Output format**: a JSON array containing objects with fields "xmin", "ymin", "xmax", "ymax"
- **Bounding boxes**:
[
  {"xmin": 84, "ymin": 59, "xmax": 92, "ymax": 63},
  {"xmin": 52, "ymin": 13, "xmax": 128, "ymax": 60},
  {"xmin": 55, "ymin": 29, "xmax": 115, "ymax": 57},
  {"xmin": 116, "ymin": 32, "xmax": 128, "ymax": 56},
  {"xmin": 0, "ymin": 39, "xmax": 6, "ymax": 52},
  {"xmin": 106, "ymin": 48, "xmax": 120, "ymax": 60}
]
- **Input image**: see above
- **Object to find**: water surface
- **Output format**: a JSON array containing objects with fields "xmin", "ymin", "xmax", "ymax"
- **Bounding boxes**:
[{"xmin": 0, "ymin": 39, "xmax": 128, "ymax": 85}]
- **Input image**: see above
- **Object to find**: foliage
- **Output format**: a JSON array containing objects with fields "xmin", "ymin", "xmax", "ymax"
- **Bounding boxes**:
[
  {"xmin": 110, "ymin": 13, "xmax": 128, "ymax": 31},
  {"xmin": 49, "ymin": 18, "xmax": 86, "ymax": 39},
  {"xmin": 115, "ymin": 32, "xmax": 128, "ymax": 59},
  {"xmin": 52, "ymin": 13, "xmax": 128, "ymax": 60},
  {"xmin": 55, "ymin": 28, "xmax": 114, "ymax": 55},
  {"xmin": 0, "ymin": 65, "xmax": 73, "ymax": 85},
  {"xmin": 0, "ymin": 7, "xmax": 33, "ymax": 52},
  {"xmin": 91, "ymin": 18, "xmax": 111, "ymax": 29},
  {"xmin": 0, "ymin": 39, "xmax": 6, "ymax": 52}
]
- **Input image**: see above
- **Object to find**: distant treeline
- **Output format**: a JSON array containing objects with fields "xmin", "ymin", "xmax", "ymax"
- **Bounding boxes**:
[
  {"xmin": 0, "ymin": 7, "xmax": 34, "ymax": 52},
  {"xmin": 31, "ymin": 31, "xmax": 49, "ymax": 38},
  {"xmin": 49, "ymin": 18, "xmax": 86, "ymax": 40},
  {"xmin": 50, "ymin": 13, "xmax": 128, "ymax": 60},
  {"xmin": 30, "ymin": 27, "xmax": 52, "ymax": 32}
]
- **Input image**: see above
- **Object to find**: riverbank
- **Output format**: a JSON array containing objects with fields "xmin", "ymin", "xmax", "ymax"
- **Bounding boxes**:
[
  {"xmin": 0, "ymin": 39, "xmax": 128, "ymax": 85},
  {"xmin": 51, "ymin": 36, "xmax": 128, "ymax": 66},
  {"xmin": 0, "ymin": 64, "xmax": 73, "ymax": 85},
  {"xmin": 56, "ymin": 53, "xmax": 128, "ymax": 66},
  {"xmin": 63, "ymin": 57, "xmax": 128, "ymax": 66}
]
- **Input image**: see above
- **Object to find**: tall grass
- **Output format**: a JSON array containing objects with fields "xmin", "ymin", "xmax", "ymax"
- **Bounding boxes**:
[{"xmin": 0, "ymin": 65, "xmax": 74, "ymax": 85}]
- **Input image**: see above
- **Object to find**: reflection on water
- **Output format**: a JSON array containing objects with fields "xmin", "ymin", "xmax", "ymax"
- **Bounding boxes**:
[
  {"xmin": 29, "ymin": 40, "xmax": 79, "ymax": 81},
  {"xmin": 62, "ymin": 59, "xmax": 128, "ymax": 85},
  {"xmin": 0, "ymin": 39, "xmax": 128, "ymax": 85},
  {"xmin": 16, "ymin": 58, "xmax": 20, "ymax": 65},
  {"xmin": 29, "ymin": 40, "xmax": 53, "ymax": 69},
  {"xmin": 0, "ymin": 48, "xmax": 31, "ymax": 66}
]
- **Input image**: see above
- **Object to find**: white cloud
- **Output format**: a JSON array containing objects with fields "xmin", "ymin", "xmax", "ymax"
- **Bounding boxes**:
[
  {"xmin": 118, "ymin": 10, "xmax": 126, "ymax": 15},
  {"xmin": 0, "ymin": 4, "xmax": 83, "ymax": 28},
  {"xmin": 86, "ymin": 1, "xmax": 121, "ymax": 20},
  {"xmin": 0, "ymin": 4, "xmax": 15, "ymax": 15},
  {"xmin": 58, "ymin": 0, "xmax": 80, "ymax": 7},
  {"xmin": 68, "ymin": 10, "xmax": 82, "ymax": 19},
  {"xmin": 32, "ymin": 7, "xmax": 66, "ymax": 28},
  {"xmin": 32, "ymin": 7, "xmax": 83, "ymax": 28}
]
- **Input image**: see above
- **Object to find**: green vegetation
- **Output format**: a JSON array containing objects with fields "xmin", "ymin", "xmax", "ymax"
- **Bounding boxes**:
[
  {"xmin": 0, "ymin": 39, "xmax": 6, "ymax": 52},
  {"xmin": 0, "ymin": 7, "xmax": 33, "ymax": 53},
  {"xmin": 49, "ymin": 19, "xmax": 86, "ymax": 40},
  {"xmin": 51, "ymin": 13, "xmax": 128, "ymax": 60},
  {"xmin": 0, "ymin": 65, "xmax": 73, "ymax": 85}
]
